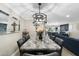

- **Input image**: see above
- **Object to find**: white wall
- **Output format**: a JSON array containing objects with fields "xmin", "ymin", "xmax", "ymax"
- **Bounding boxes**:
[
  {"xmin": 69, "ymin": 22, "xmax": 79, "ymax": 39},
  {"xmin": 0, "ymin": 4, "xmax": 27, "ymax": 55},
  {"xmin": 24, "ymin": 20, "xmax": 36, "ymax": 41}
]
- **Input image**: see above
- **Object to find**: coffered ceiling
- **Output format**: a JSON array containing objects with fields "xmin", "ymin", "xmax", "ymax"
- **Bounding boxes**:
[{"xmin": 1, "ymin": 3, "xmax": 79, "ymax": 23}]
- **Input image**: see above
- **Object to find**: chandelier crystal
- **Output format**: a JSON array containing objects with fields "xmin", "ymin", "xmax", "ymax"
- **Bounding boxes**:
[{"xmin": 32, "ymin": 3, "xmax": 47, "ymax": 26}]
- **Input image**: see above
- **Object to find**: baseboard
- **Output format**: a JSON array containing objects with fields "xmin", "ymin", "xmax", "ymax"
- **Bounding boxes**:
[{"xmin": 11, "ymin": 49, "xmax": 19, "ymax": 56}]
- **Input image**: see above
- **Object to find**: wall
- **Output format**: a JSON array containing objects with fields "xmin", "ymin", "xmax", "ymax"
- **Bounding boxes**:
[
  {"xmin": 24, "ymin": 20, "xmax": 36, "ymax": 41},
  {"xmin": 69, "ymin": 22, "xmax": 79, "ymax": 39},
  {"xmin": 0, "ymin": 4, "xmax": 27, "ymax": 55}
]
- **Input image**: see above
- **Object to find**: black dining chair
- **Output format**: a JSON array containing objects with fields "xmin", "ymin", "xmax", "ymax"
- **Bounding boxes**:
[
  {"xmin": 17, "ymin": 35, "xmax": 30, "ymax": 55},
  {"xmin": 54, "ymin": 37, "xmax": 64, "ymax": 55}
]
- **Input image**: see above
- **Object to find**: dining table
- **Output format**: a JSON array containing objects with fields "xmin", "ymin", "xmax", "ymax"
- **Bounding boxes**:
[{"xmin": 20, "ymin": 34, "xmax": 61, "ymax": 55}]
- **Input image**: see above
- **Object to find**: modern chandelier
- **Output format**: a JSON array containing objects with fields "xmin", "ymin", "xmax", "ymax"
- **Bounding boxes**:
[{"xmin": 32, "ymin": 3, "xmax": 47, "ymax": 26}]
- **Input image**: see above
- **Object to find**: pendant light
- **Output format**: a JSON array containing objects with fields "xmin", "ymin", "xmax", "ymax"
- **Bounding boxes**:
[{"xmin": 32, "ymin": 3, "xmax": 47, "ymax": 26}]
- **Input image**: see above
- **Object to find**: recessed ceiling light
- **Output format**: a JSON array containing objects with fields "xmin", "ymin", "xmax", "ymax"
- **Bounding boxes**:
[{"xmin": 66, "ymin": 14, "xmax": 70, "ymax": 18}]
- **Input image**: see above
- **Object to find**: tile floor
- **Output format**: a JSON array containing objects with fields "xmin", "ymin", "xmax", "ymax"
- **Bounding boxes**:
[{"xmin": 62, "ymin": 47, "xmax": 75, "ymax": 56}]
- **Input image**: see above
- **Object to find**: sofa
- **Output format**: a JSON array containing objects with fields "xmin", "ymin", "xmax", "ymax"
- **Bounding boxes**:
[{"xmin": 48, "ymin": 32, "xmax": 79, "ymax": 56}]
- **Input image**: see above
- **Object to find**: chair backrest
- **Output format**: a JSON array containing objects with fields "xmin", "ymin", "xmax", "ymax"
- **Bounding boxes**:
[
  {"xmin": 23, "ymin": 52, "xmax": 59, "ymax": 56},
  {"xmin": 17, "ymin": 35, "xmax": 30, "ymax": 48},
  {"xmin": 17, "ymin": 38, "xmax": 26, "ymax": 48},
  {"xmin": 55, "ymin": 37, "xmax": 64, "ymax": 46},
  {"xmin": 50, "ymin": 36, "xmax": 56, "ymax": 41}
]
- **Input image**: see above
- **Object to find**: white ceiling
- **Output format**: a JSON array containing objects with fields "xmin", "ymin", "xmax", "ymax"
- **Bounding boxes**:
[{"xmin": 2, "ymin": 3, "xmax": 79, "ymax": 23}]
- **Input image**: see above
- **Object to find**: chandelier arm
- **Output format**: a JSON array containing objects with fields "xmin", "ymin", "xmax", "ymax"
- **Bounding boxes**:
[
  {"xmin": 38, "ymin": 3, "xmax": 41, "ymax": 15},
  {"xmin": 39, "ymin": 4, "xmax": 40, "ymax": 14}
]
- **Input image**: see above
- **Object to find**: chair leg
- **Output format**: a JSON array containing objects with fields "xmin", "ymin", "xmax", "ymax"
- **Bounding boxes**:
[{"xmin": 60, "ymin": 46, "xmax": 63, "ymax": 56}]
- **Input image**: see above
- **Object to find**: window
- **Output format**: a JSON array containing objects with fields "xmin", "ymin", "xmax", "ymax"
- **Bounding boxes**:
[{"xmin": 0, "ymin": 23, "xmax": 7, "ymax": 32}]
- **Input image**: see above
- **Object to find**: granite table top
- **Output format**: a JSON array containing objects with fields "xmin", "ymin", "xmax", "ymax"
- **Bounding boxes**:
[{"xmin": 20, "ymin": 34, "xmax": 61, "ymax": 50}]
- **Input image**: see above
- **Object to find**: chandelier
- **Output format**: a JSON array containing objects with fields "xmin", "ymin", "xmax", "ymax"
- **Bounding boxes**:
[{"xmin": 32, "ymin": 3, "xmax": 47, "ymax": 26}]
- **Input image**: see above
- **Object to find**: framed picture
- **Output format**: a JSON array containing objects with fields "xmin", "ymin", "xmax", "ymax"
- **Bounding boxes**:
[
  {"xmin": 60, "ymin": 24, "xmax": 69, "ymax": 32},
  {"xmin": 11, "ymin": 17, "xmax": 20, "ymax": 32}
]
